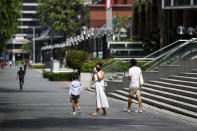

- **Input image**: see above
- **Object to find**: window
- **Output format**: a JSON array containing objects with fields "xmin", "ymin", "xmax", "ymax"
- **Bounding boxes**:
[
  {"xmin": 164, "ymin": 0, "xmax": 171, "ymax": 6},
  {"xmin": 174, "ymin": 0, "xmax": 190, "ymax": 6}
]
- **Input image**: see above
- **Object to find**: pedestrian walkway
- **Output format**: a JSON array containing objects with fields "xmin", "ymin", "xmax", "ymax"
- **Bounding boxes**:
[{"xmin": 0, "ymin": 67, "xmax": 196, "ymax": 131}]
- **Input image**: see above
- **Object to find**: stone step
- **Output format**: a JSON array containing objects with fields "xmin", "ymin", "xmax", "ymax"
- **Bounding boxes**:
[
  {"xmin": 85, "ymin": 88, "xmax": 94, "ymax": 92},
  {"xmin": 158, "ymin": 78, "xmax": 197, "ymax": 90},
  {"xmin": 108, "ymin": 91, "xmax": 197, "ymax": 118},
  {"xmin": 169, "ymin": 75, "xmax": 197, "ymax": 82},
  {"xmin": 116, "ymin": 89, "xmax": 197, "ymax": 112},
  {"xmin": 191, "ymin": 69, "xmax": 197, "ymax": 73},
  {"xmin": 178, "ymin": 72, "xmax": 197, "ymax": 77},
  {"xmin": 146, "ymin": 81, "xmax": 197, "ymax": 98},
  {"xmin": 122, "ymin": 87, "xmax": 197, "ymax": 106}
]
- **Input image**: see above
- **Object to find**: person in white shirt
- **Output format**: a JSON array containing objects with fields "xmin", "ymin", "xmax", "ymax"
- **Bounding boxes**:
[
  {"xmin": 125, "ymin": 59, "xmax": 143, "ymax": 113},
  {"xmin": 69, "ymin": 75, "xmax": 82, "ymax": 115}
]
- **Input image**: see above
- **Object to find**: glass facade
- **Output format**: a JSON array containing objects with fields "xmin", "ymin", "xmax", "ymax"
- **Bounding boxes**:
[
  {"xmin": 164, "ymin": 0, "xmax": 171, "ymax": 6},
  {"xmin": 174, "ymin": 0, "xmax": 190, "ymax": 6}
]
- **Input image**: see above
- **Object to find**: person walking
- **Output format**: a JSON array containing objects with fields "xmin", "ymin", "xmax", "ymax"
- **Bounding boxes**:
[
  {"xmin": 125, "ymin": 59, "xmax": 143, "ymax": 113},
  {"xmin": 92, "ymin": 63, "xmax": 109, "ymax": 116},
  {"xmin": 69, "ymin": 75, "xmax": 82, "ymax": 116},
  {"xmin": 16, "ymin": 67, "xmax": 25, "ymax": 90}
]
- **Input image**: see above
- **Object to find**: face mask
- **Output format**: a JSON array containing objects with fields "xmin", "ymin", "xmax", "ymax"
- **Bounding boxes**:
[{"xmin": 96, "ymin": 67, "xmax": 101, "ymax": 72}]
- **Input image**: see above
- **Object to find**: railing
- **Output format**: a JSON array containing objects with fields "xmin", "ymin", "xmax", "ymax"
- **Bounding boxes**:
[
  {"xmin": 142, "ymin": 39, "xmax": 190, "ymax": 71},
  {"xmin": 144, "ymin": 38, "xmax": 197, "ymax": 71}
]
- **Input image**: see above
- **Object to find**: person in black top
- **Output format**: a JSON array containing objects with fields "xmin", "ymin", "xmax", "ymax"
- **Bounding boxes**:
[{"xmin": 16, "ymin": 67, "xmax": 25, "ymax": 90}]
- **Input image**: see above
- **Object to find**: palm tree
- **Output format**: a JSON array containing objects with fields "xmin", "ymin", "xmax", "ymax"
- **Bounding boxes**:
[{"xmin": 113, "ymin": 14, "xmax": 129, "ymax": 41}]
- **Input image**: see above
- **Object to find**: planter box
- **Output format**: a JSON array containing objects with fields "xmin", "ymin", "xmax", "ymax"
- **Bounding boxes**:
[{"xmin": 80, "ymin": 72, "xmax": 93, "ymax": 90}]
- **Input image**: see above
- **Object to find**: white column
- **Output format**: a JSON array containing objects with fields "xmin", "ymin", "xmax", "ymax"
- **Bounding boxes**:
[
  {"xmin": 33, "ymin": 27, "xmax": 35, "ymax": 63},
  {"xmin": 106, "ymin": 8, "xmax": 113, "ymax": 29}
]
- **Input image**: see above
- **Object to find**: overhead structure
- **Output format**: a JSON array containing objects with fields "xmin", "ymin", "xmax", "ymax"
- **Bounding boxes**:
[{"xmin": 162, "ymin": 0, "xmax": 197, "ymax": 9}]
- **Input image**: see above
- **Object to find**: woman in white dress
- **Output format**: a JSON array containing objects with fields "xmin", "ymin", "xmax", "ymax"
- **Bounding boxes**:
[{"xmin": 92, "ymin": 63, "xmax": 109, "ymax": 116}]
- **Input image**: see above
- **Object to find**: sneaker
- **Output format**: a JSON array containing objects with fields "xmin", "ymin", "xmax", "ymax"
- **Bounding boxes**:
[
  {"xmin": 71, "ymin": 112, "xmax": 77, "ymax": 116},
  {"xmin": 135, "ymin": 109, "xmax": 143, "ymax": 113},
  {"xmin": 124, "ymin": 108, "xmax": 131, "ymax": 112}
]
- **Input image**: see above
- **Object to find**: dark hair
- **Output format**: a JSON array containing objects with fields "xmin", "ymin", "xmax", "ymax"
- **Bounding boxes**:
[
  {"xmin": 73, "ymin": 74, "xmax": 78, "ymax": 80},
  {"xmin": 96, "ymin": 63, "xmax": 103, "ymax": 67},
  {"xmin": 130, "ymin": 59, "xmax": 137, "ymax": 66},
  {"xmin": 20, "ymin": 67, "xmax": 22, "ymax": 70}
]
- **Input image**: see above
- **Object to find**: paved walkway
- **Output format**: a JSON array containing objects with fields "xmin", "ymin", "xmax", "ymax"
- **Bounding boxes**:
[{"xmin": 0, "ymin": 66, "xmax": 196, "ymax": 131}]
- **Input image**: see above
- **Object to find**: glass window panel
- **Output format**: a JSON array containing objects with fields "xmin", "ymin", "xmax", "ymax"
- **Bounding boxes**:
[{"xmin": 174, "ymin": 0, "xmax": 190, "ymax": 6}]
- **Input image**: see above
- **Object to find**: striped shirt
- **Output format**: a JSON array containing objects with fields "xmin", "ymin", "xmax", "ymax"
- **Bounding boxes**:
[{"xmin": 69, "ymin": 80, "xmax": 82, "ymax": 96}]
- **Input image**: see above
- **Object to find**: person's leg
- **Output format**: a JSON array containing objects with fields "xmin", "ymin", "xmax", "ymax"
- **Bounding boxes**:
[
  {"xmin": 92, "ymin": 108, "xmax": 99, "ymax": 116},
  {"xmin": 19, "ymin": 80, "xmax": 22, "ymax": 89},
  {"xmin": 72, "ymin": 103, "xmax": 76, "ymax": 112},
  {"xmin": 22, "ymin": 79, "xmax": 24, "ymax": 87},
  {"xmin": 136, "ymin": 95, "xmax": 142, "ymax": 110},
  {"xmin": 102, "ymin": 108, "xmax": 107, "ymax": 116},
  {"xmin": 128, "ymin": 95, "xmax": 133, "ymax": 109}
]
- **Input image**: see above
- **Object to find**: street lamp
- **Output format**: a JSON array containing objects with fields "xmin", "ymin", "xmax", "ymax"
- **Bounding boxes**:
[
  {"xmin": 187, "ymin": 27, "xmax": 195, "ymax": 39},
  {"xmin": 81, "ymin": 26, "xmax": 88, "ymax": 61},
  {"xmin": 177, "ymin": 26, "xmax": 185, "ymax": 39}
]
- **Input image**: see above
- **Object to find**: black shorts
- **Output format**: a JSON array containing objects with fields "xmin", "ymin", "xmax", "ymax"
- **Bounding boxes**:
[{"xmin": 71, "ymin": 95, "xmax": 79, "ymax": 103}]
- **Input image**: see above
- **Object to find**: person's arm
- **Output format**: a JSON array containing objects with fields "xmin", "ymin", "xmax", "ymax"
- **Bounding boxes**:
[
  {"xmin": 92, "ymin": 70, "xmax": 97, "ymax": 81},
  {"xmin": 97, "ymin": 71, "xmax": 104, "ymax": 81},
  {"xmin": 128, "ymin": 70, "xmax": 132, "ymax": 80},
  {"xmin": 69, "ymin": 83, "xmax": 72, "ymax": 101}
]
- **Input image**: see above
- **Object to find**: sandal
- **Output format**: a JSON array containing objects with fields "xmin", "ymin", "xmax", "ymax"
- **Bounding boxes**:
[{"xmin": 92, "ymin": 112, "xmax": 98, "ymax": 116}]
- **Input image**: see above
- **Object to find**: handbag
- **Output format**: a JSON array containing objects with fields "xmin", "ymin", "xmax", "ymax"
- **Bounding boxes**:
[{"xmin": 139, "ymin": 73, "xmax": 144, "ymax": 86}]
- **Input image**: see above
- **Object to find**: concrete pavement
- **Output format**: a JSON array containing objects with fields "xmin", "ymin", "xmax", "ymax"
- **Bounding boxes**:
[{"xmin": 0, "ymin": 66, "xmax": 196, "ymax": 131}]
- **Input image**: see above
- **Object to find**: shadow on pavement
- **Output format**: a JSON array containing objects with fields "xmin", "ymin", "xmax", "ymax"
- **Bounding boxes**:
[{"xmin": 0, "ymin": 117, "xmax": 181, "ymax": 129}]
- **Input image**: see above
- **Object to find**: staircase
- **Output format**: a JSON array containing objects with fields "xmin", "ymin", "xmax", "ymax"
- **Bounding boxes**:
[{"xmin": 108, "ymin": 68, "xmax": 197, "ymax": 119}]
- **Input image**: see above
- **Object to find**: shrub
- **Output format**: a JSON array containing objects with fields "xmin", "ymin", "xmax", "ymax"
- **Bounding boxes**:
[
  {"xmin": 80, "ymin": 58, "xmax": 112, "ymax": 72},
  {"xmin": 42, "ymin": 71, "xmax": 52, "ymax": 78},
  {"xmin": 66, "ymin": 50, "xmax": 90, "ymax": 69},
  {"xmin": 42, "ymin": 71, "xmax": 78, "ymax": 81},
  {"xmin": 29, "ymin": 65, "xmax": 44, "ymax": 69},
  {"xmin": 16, "ymin": 60, "xmax": 25, "ymax": 64}
]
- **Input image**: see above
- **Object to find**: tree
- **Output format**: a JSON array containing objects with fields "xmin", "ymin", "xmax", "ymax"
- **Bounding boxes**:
[
  {"xmin": 0, "ymin": 0, "xmax": 21, "ymax": 54},
  {"xmin": 113, "ymin": 14, "xmax": 129, "ymax": 41},
  {"xmin": 66, "ymin": 50, "xmax": 90, "ymax": 70},
  {"xmin": 22, "ymin": 43, "xmax": 31, "ymax": 54},
  {"xmin": 36, "ymin": 0, "xmax": 83, "ymax": 38}
]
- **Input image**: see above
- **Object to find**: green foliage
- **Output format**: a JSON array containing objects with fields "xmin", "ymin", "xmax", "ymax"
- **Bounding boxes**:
[
  {"xmin": 22, "ymin": 43, "xmax": 31, "ymax": 54},
  {"xmin": 0, "ymin": 0, "xmax": 22, "ymax": 53},
  {"xmin": 144, "ymin": 27, "xmax": 161, "ymax": 54},
  {"xmin": 37, "ymin": 0, "xmax": 83, "ymax": 37},
  {"xmin": 66, "ymin": 50, "xmax": 90, "ymax": 69},
  {"xmin": 42, "ymin": 71, "xmax": 78, "ymax": 81},
  {"xmin": 132, "ymin": 1, "xmax": 151, "ymax": 14},
  {"xmin": 113, "ymin": 14, "xmax": 129, "ymax": 41},
  {"xmin": 29, "ymin": 65, "xmax": 44, "ymax": 69},
  {"xmin": 81, "ymin": 58, "xmax": 105, "ymax": 72},
  {"xmin": 16, "ymin": 60, "xmax": 25, "ymax": 64}
]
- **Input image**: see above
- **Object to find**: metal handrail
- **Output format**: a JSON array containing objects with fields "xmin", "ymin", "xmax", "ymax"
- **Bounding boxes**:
[
  {"xmin": 144, "ymin": 39, "xmax": 188, "ymax": 58},
  {"xmin": 145, "ymin": 38, "xmax": 197, "ymax": 71}
]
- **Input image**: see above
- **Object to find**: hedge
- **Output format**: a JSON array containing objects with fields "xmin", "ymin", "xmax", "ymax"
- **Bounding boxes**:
[
  {"xmin": 42, "ymin": 71, "xmax": 78, "ymax": 81},
  {"xmin": 16, "ymin": 60, "xmax": 25, "ymax": 64},
  {"xmin": 29, "ymin": 65, "xmax": 44, "ymax": 69}
]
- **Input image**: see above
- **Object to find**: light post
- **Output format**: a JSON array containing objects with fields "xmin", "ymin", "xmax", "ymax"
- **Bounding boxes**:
[
  {"xmin": 177, "ymin": 26, "xmax": 185, "ymax": 39},
  {"xmin": 32, "ymin": 27, "xmax": 36, "ymax": 63},
  {"xmin": 81, "ymin": 26, "xmax": 88, "ymax": 61},
  {"xmin": 187, "ymin": 27, "xmax": 195, "ymax": 39}
]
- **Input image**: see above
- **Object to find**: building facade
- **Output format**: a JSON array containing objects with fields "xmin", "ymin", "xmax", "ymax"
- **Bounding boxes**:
[
  {"xmin": 132, "ymin": 0, "xmax": 197, "ymax": 48},
  {"xmin": 88, "ymin": 0, "xmax": 133, "ymax": 28},
  {"xmin": 6, "ymin": 0, "xmax": 44, "ymax": 62}
]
